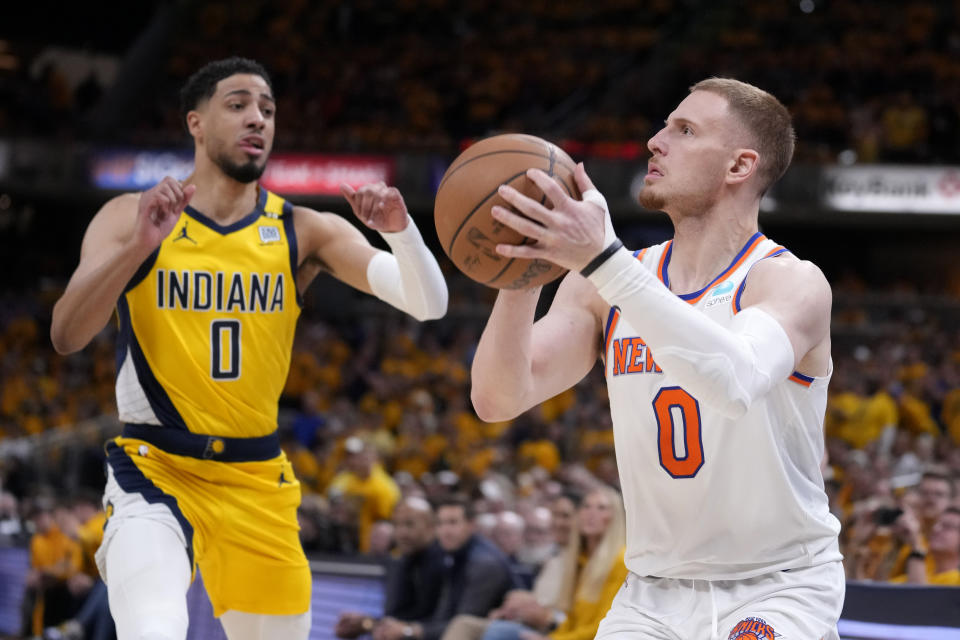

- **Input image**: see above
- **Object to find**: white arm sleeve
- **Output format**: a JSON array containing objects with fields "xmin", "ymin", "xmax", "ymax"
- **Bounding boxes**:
[
  {"xmin": 587, "ymin": 246, "xmax": 795, "ymax": 419},
  {"xmin": 366, "ymin": 216, "xmax": 448, "ymax": 321}
]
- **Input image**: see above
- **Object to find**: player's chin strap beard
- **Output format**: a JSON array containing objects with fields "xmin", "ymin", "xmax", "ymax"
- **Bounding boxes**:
[{"xmin": 215, "ymin": 153, "xmax": 267, "ymax": 184}]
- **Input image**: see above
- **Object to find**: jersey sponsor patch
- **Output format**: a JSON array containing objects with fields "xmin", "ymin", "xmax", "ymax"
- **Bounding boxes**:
[
  {"xmin": 728, "ymin": 617, "xmax": 778, "ymax": 640},
  {"xmin": 258, "ymin": 225, "xmax": 281, "ymax": 244},
  {"xmin": 705, "ymin": 280, "xmax": 735, "ymax": 308},
  {"xmin": 711, "ymin": 280, "xmax": 735, "ymax": 296}
]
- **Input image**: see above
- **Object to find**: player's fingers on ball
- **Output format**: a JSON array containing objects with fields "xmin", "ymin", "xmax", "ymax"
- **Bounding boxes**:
[
  {"xmin": 495, "ymin": 242, "xmax": 538, "ymax": 259},
  {"xmin": 574, "ymin": 162, "xmax": 598, "ymax": 192},
  {"xmin": 526, "ymin": 168, "xmax": 568, "ymax": 207},
  {"xmin": 497, "ymin": 184, "xmax": 551, "ymax": 223},
  {"xmin": 491, "ymin": 205, "xmax": 545, "ymax": 239}
]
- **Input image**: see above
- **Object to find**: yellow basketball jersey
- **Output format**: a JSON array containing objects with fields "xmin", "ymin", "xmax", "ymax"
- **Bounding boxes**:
[{"xmin": 116, "ymin": 188, "xmax": 301, "ymax": 438}]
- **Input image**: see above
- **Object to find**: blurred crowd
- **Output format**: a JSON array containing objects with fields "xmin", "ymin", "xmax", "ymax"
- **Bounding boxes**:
[
  {"xmin": 0, "ymin": 261, "xmax": 959, "ymax": 638},
  {"xmin": 2, "ymin": 0, "xmax": 959, "ymax": 164},
  {"xmin": 1, "ymin": 1, "xmax": 959, "ymax": 638}
]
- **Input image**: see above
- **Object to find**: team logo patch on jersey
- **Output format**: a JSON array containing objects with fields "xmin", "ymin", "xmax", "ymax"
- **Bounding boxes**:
[
  {"xmin": 173, "ymin": 221, "xmax": 197, "ymax": 244},
  {"xmin": 728, "ymin": 617, "xmax": 778, "ymax": 640},
  {"xmin": 258, "ymin": 225, "xmax": 282, "ymax": 244}
]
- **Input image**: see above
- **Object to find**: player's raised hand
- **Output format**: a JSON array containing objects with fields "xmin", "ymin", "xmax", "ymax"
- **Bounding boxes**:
[
  {"xmin": 134, "ymin": 177, "xmax": 196, "ymax": 251},
  {"xmin": 491, "ymin": 163, "xmax": 607, "ymax": 273},
  {"xmin": 340, "ymin": 181, "xmax": 409, "ymax": 233}
]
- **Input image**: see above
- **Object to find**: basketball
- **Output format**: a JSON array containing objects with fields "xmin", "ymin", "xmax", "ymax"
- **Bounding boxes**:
[{"xmin": 434, "ymin": 133, "xmax": 580, "ymax": 290}]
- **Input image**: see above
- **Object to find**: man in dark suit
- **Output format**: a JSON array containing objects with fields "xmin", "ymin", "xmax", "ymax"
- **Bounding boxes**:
[
  {"xmin": 375, "ymin": 495, "xmax": 517, "ymax": 640},
  {"xmin": 335, "ymin": 497, "xmax": 443, "ymax": 638}
]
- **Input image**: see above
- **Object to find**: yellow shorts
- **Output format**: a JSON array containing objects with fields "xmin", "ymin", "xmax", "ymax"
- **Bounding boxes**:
[{"xmin": 99, "ymin": 425, "xmax": 311, "ymax": 617}]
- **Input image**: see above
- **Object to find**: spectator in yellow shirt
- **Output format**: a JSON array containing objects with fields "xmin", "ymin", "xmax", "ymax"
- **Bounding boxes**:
[
  {"xmin": 70, "ymin": 492, "xmax": 106, "ymax": 579},
  {"xmin": 25, "ymin": 501, "xmax": 83, "ymax": 634},
  {"xmin": 888, "ymin": 471, "xmax": 954, "ymax": 578},
  {"xmin": 329, "ymin": 437, "xmax": 400, "ymax": 552},
  {"xmin": 890, "ymin": 508, "xmax": 960, "ymax": 585}
]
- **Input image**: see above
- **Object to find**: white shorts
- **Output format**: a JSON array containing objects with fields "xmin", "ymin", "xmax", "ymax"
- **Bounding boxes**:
[
  {"xmin": 94, "ymin": 463, "xmax": 190, "ymax": 583},
  {"xmin": 595, "ymin": 561, "xmax": 845, "ymax": 640}
]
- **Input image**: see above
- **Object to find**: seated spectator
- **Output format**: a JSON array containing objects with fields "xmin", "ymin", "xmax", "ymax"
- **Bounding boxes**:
[
  {"xmin": 0, "ymin": 491, "xmax": 25, "ymax": 544},
  {"xmin": 443, "ymin": 485, "xmax": 626, "ymax": 640},
  {"xmin": 336, "ymin": 497, "xmax": 444, "ymax": 638},
  {"xmin": 300, "ymin": 492, "xmax": 358, "ymax": 554},
  {"xmin": 22, "ymin": 500, "xmax": 83, "ymax": 637},
  {"xmin": 525, "ymin": 494, "xmax": 579, "ymax": 615},
  {"xmin": 375, "ymin": 495, "xmax": 517, "ymax": 640},
  {"xmin": 888, "ymin": 470, "xmax": 954, "ymax": 578},
  {"xmin": 516, "ymin": 506, "xmax": 555, "ymax": 571},
  {"xmin": 42, "ymin": 491, "xmax": 113, "ymax": 640},
  {"xmin": 491, "ymin": 511, "xmax": 535, "ymax": 589},
  {"xmin": 370, "ymin": 520, "xmax": 397, "ymax": 558},
  {"xmin": 890, "ymin": 507, "xmax": 960, "ymax": 585},
  {"xmin": 330, "ymin": 436, "xmax": 401, "ymax": 552},
  {"xmin": 475, "ymin": 511, "xmax": 498, "ymax": 540}
]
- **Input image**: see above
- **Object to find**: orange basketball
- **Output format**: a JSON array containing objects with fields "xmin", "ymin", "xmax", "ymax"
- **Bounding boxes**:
[{"xmin": 433, "ymin": 134, "xmax": 580, "ymax": 289}]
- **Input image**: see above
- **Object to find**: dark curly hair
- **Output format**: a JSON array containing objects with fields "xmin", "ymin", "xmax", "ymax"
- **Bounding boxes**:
[{"xmin": 179, "ymin": 57, "xmax": 272, "ymax": 130}]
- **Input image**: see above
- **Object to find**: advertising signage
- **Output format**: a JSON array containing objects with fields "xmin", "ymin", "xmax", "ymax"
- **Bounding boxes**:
[
  {"xmin": 90, "ymin": 149, "xmax": 395, "ymax": 195},
  {"xmin": 821, "ymin": 166, "xmax": 960, "ymax": 214},
  {"xmin": 260, "ymin": 153, "xmax": 394, "ymax": 195},
  {"xmin": 91, "ymin": 150, "xmax": 193, "ymax": 190}
]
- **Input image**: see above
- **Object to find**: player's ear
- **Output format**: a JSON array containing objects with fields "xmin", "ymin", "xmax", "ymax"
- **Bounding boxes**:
[
  {"xmin": 726, "ymin": 148, "xmax": 758, "ymax": 186},
  {"xmin": 186, "ymin": 110, "xmax": 203, "ymax": 141}
]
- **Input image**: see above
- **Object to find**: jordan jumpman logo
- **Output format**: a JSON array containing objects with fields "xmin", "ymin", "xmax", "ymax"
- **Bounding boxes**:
[{"xmin": 173, "ymin": 221, "xmax": 197, "ymax": 244}]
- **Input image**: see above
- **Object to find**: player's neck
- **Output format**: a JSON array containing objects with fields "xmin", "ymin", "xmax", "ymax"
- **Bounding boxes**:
[
  {"xmin": 183, "ymin": 165, "xmax": 260, "ymax": 225},
  {"xmin": 667, "ymin": 207, "xmax": 758, "ymax": 294}
]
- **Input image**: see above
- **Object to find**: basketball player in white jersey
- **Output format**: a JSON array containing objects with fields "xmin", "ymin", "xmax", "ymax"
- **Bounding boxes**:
[{"xmin": 470, "ymin": 78, "xmax": 843, "ymax": 639}]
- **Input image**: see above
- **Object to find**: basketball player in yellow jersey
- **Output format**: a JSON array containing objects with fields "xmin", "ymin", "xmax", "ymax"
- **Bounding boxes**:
[{"xmin": 50, "ymin": 58, "xmax": 448, "ymax": 640}]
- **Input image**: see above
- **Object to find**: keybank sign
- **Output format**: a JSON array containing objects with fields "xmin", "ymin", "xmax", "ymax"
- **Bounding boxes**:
[{"xmin": 822, "ymin": 166, "xmax": 960, "ymax": 214}]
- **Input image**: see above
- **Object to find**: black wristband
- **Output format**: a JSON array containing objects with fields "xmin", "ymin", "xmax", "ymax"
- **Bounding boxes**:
[
  {"xmin": 907, "ymin": 549, "xmax": 927, "ymax": 561},
  {"xmin": 580, "ymin": 239, "xmax": 624, "ymax": 277}
]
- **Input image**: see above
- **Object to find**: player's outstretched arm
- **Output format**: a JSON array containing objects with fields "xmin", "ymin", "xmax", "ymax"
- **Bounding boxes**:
[
  {"xmin": 294, "ymin": 182, "xmax": 447, "ymax": 321},
  {"xmin": 51, "ymin": 178, "xmax": 194, "ymax": 354},
  {"xmin": 471, "ymin": 273, "xmax": 603, "ymax": 423}
]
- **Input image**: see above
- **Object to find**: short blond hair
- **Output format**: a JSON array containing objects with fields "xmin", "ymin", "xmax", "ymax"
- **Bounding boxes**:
[{"xmin": 690, "ymin": 77, "xmax": 795, "ymax": 193}]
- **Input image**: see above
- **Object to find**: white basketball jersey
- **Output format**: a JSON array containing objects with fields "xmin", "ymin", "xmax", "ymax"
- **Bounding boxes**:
[{"xmin": 603, "ymin": 232, "xmax": 842, "ymax": 580}]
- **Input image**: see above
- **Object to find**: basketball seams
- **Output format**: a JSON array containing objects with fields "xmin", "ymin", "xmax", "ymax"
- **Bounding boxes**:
[
  {"xmin": 437, "ymin": 149, "xmax": 576, "ymax": 192},
  {"xmin": 434, "ymin": 134, "xmax": 578, "ymax": 289},
  {"xmin": 444, "ymin": 170, "xmax": 529, "ymax": 255}
]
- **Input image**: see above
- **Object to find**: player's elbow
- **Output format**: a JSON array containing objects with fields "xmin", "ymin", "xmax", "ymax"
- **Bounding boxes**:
[
  {"xmin": 50, "ymin": 304, "xmax": 90, "ymax": 355},
  {"xmin": 409, "ymin": 294, "xmax": 448, "ymax": 322},
  {"xmin": 50, "ymin": 324, "xmax": 81, "ymax": 355},
  {"xmin": 470, "ymin": 387, "xmax": 521, "ymax": 423}
]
